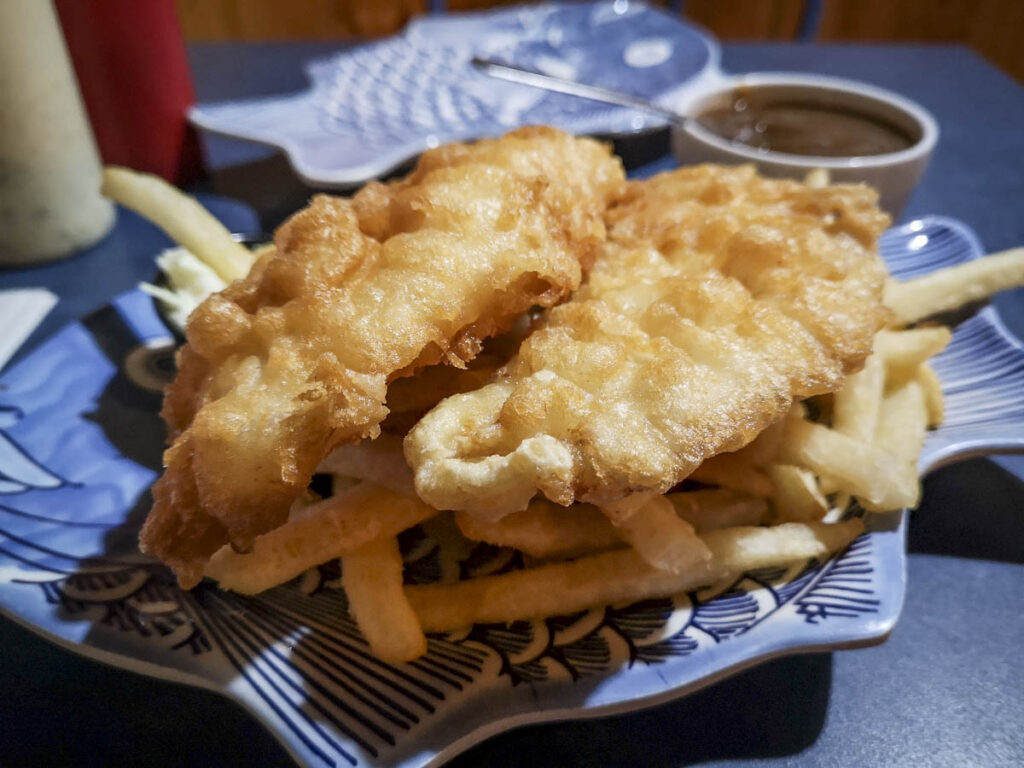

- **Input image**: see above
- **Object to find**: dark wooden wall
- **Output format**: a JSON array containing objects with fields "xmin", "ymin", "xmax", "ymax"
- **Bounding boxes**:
[{"xmin": 175, "ymin": 0, "xmax": 1024, "ymax": 83}]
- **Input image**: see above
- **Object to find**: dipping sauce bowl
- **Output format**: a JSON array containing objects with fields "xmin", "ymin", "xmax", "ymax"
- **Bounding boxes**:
[{"xmin": 671, "ymin": 73, "xmax": 939, "ymax": 216}]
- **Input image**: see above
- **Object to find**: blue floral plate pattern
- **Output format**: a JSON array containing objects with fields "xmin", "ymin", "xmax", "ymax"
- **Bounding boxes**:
[
  {"xmin": 188, "ymin": 1, "xmax": 720, "ymax": 185},
  {"xmin": 1, "ymin": 216, "xmax": 1022, "ymax": 768}
]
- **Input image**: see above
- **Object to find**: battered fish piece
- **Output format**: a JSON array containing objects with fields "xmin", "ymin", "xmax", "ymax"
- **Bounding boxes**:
[
  {"xmin": 406, "ymin": 165, "xmax": 891, "ymax": 518},
  {"xmin": 143, "ymin": 127, "xmax": 625, "ymax": 588}
]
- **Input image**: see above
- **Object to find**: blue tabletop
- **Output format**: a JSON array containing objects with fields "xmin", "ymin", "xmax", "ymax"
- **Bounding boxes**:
[{"xmin": 2, "ymin": 42, "xmax": 1023, "ymax": 768}]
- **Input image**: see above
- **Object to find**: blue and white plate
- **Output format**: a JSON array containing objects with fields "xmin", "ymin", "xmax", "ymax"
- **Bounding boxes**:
[
  {"xmin": 188, "ymin": 1, "xmax": 720, "ymax": 185},
  {"xmin": 1, "ymin": 216, "xmax": 1022, "ymax": 768}
]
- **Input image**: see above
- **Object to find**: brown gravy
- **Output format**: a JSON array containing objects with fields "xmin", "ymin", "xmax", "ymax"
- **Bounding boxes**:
[{"xmin": 697, "ymin": 94, "xmax": 914, "ymax": 157}]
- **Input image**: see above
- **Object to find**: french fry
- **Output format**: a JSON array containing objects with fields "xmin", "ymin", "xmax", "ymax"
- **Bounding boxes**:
[
  {"xmin": 706, "ymin": 519, "xmax": 864, "ymax": 570},
  {"xmin": 317, "ymin": 435, "xmax": 416, "ymax": 497},
  {"xmin": 768, "ymin": 464, "xmax": 828, "ymax": 523},
  {"xmin": 916, "ymin": 363, "xmax": 945, "ymax": 427},
  {"xmin": 666, "ymin": 489, "xmax": 769, "ymax": 530},
  {"xmin": 873, "ymin": 379, "xmax": 928, "ymax": 508},
  {"xmin": 457, "ymin": 490, "xmax": 769, "ymax": 561},
  {"xmin": 205, "ymin": 484, "xmax": 439, "ymax": 593},
  {"xmin": 779, "ymin": 417, "xmax": 917, "ymax": 512},
  {"xmin": 409, "ymin": 547, "xmax": 721, "ymax": 633},
  {"xmin": 804, "ymin": 168, "xmax": 831, "ymax": 188},
  {"xmin": 822, "ymin": 332, "xmax": 943, "ymax": 496},
  {"xmin": 406, "ymin": 519, "xmax": 864, "ymax": 632},
  {"xmin": 343, "ymin": 535, "xmax": 426, "ymax": 663},
  {"xmin": 876, "ymin": 380, "xmax": 928, "ymax": 460},
  {"xmin": 884, "ymin": 247, "xmax": 1024, "ymax": 325},
  {"xmin": 250, "ymin": 242, "xmax": 275, "ymax": 260},
  {"xmin": 690, "ymin": 453, "xmax": 774, "ymax": 497},
  {"xmin": 101, "ymin": 167, "xmax": 254, "ymax": 282},
  {"xmin": 455, "ymin": 500, "xmax": 622, "ymax": 560},
  {"xmin": 832, "ymin": 353, "xmax": 885, "ymax": 444},
  {"xmin": 602, "ymin": 492, "xmax": 711, "ymax": 573},
  {"xmin": 874, "ymin": 327, "xmax": 952, "ymax": 382}
]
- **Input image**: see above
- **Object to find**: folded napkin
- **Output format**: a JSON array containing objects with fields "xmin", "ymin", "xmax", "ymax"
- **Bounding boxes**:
[{"xmin": 0, "ymin": 288, "xmax": 57, "ymax": 371}]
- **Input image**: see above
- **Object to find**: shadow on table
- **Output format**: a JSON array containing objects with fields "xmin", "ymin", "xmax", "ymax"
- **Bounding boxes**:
[
  {"xmin": 79, "ymin": 303, "xmax": 167, "ymax": 474},
  {"xmin": 73, "ymin": 302, "xmax": 172, "ymax": 561},
  {"xmin": 910, "ymin": 458, "xmax": 1024, "ymax": 565},
  {"xmin": 0, "ymin": 618, "xmax": 295, "ymax": 768},
  {"xmin": 445, "ymin": 652, "xmax": 833, "ymax": 768}
]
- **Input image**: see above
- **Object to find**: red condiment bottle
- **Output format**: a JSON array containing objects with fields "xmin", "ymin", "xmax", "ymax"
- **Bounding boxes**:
[{"xmin": 55, "ymin": 0, "xmax": 202, "ymax": 184}]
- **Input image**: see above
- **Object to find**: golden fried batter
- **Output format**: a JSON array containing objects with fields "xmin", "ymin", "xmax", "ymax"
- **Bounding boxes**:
[
  {"xmin": 406, "ymin": 165, "xmax": 891, "ymax": 518},
  {"xmin": 142, "ymin": 127, "xmax": 625, "ymax": 587}
]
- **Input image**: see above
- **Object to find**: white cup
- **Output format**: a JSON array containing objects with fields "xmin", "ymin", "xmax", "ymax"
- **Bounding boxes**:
[
  {"xmin": 0, "ymin": 0, "xmax": 114, "ymax": 266},
  {"xmin": 670, "ymin": 73, "xmax": 939, "ymax": 216}
]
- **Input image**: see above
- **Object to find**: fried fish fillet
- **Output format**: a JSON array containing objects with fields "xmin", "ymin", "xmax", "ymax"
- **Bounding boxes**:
[
  {"xmin": 406, "ymin": 165, "xmax": 892, "ymax": 518},
  {"xmin": 142, "ymin": 127, "xmax": 625, "ymax": 587}
]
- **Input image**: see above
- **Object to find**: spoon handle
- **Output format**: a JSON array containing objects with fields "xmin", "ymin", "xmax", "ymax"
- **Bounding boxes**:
[{"xmin": 470, "ymin": 56, "xmax": 683, "ymax": 124}]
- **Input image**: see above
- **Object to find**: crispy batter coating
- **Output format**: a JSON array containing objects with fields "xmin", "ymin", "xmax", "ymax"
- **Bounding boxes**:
[
  {"xmin": 406, "ymin": 165, "xmax": 892, "ymax": 518},
  {"xmin": 142, "ymin": 127, "xmax": 625, "ymax": 587}
]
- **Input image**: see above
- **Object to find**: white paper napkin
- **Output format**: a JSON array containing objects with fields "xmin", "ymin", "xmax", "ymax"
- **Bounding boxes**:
[{"xmin": 0, "ymin": 288, "xmax": 57, "ymax": 371}]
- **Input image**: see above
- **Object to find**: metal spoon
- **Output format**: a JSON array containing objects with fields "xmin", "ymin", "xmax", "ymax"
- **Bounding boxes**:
[{"xmin": 470, "ymin": 56, "xmax": 687, "ymax": 127}]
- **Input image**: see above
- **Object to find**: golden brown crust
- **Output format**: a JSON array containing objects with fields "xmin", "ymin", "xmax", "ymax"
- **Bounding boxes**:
[
  {"xmin": 141, "ymin": 127, "xmax": 624, "ymax": 587},
  {"xmin": 406, "ymin": 165, "xmax": 891, "ymax": 517}
]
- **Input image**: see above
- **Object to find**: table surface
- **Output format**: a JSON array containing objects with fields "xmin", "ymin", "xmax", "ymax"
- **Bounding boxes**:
[{"xmin": 2, "ymin": 42, "xmax": 1023, "ymax": 768}]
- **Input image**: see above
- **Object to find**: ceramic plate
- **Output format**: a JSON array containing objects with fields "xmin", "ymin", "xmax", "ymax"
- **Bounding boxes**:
[
  {"xmin": 1, "ymin": 216, "xmax": 1022, "ymax": 768},
  {"xmin": 188, "ymin": 1, "xmax": 720, "ymax": 185}
]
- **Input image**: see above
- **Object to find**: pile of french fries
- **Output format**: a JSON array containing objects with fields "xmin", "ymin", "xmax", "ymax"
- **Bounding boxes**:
[{"xmin": 104, "ymin": 167, "xmax": 1024, "ymax": 664}]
